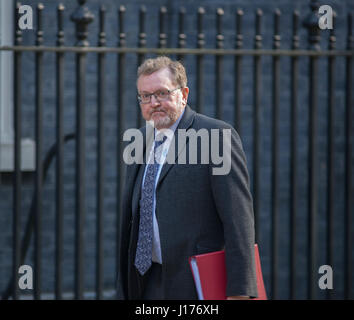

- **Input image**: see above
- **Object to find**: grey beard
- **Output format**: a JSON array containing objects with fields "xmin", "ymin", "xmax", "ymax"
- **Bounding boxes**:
[{"xmin": 152, "ymin": 98, "xmax": 184, "ymax": 129}]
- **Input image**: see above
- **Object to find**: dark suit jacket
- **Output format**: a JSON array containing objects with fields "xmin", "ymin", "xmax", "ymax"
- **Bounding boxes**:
[{"xmin": 116, "ymin": 105, "xmax": 258, "ymax": 299}]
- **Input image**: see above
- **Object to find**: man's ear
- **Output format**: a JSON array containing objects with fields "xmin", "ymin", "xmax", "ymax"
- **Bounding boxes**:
[{"xmin": 181, "ymin": 87, "xmax": 189, "ymax": 105}]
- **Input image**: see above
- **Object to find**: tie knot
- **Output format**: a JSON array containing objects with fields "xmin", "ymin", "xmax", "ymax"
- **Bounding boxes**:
[{"xmin": 154, "ymin": 134, "xmax": 167, "ymax": 151}]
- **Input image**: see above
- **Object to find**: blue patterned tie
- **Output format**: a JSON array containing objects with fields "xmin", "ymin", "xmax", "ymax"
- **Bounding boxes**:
[{"xmin": 135, "ymin": 134, "xmax": 167, "ymax": 275}]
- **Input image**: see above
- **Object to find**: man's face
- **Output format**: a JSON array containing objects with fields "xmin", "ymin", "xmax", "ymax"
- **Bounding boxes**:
[{"xmin": 137, "ymin": 67, "xmax": 189, "ymax": 129}]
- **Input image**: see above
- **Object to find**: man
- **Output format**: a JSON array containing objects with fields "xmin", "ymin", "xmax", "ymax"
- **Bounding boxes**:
[{"xmin": 117, "ymin": 56, "xmax": 257, "ymax": 300}]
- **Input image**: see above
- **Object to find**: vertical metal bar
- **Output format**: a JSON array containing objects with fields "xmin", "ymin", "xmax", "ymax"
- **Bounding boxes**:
[
  {"xmin": 75, "ymin": 44, "xmax": 85, "ymax": 300},
  {"xmin": 75, "ymin": 45, "xmax": 86, "ymax": 300},
  {"xmin": 55, "ymin": 3, "xmax": 65, "ymax": 301},
  {"xmin": 96, "ymin": 5, "xmax": 106, "ymax": 300},
  {"xmin": 303, "ymin": 0, "xmax": 321, "ymax": 299},
  {"xmin": 253, "ymin": 9, "xmax": 263, "ymax": 244},
  {"xmin": 177, "ymin": 7, "xmax": 186, "ymax": 62},
  {"xmin": 308, "ymin": 30, "xmax": 319, "ymax": 302},
  {"xmin": 34, "ymin": 2, "xmax": 44, "ymax": 300},
  {"xmin": 137, "ymin": 6, "xmax": 146, "ymax": 128},
  {"xmin": 344, "ymin": 12, "xmax": 353, "ymax": 300},
  {"xmin": 116, "ymin": 5, "xmax": 126, "ymax": 286},
  {"xmin": 196, "ymin": 7, "xmax": 205, "ymax": 114},
  {"xmin": 271, "ymin": 9, "xmax": 281, "ymax": 300},
  {"xmin": 234, "ymin": 9, "xmax": 243, "ymax": 135},
  {"xmin": 215, "ymin": 8, "xmax": 224, "ymax": 120},
  {"xmin": 13, "ymin": 1, "xmax": 22, "ymax": 301},
  {"xmin": 159, "ymin": 7, "xmax": 167, "ymax": 49},
  {"xmin": 70, "ymin": 0, "xmax": 94, "ymax": 299},
  {"xmin": 326, "ymin": 12, "xmax": 336, "ymax": 301},
  {"xmin": 290, "ymin": 10, "xmax": 299, "ymax": 301}
]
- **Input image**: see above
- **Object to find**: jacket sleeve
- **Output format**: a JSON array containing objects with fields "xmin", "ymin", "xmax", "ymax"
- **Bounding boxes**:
[{"xmin": 209, "ymin": 126, "xmax": 258, "ymax": 298}]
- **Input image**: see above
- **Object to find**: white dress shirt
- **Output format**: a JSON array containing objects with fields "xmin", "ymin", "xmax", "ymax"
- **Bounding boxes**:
[{"xmin": 141, "ymin": 109, "xmax": 185, "ymax": 264}]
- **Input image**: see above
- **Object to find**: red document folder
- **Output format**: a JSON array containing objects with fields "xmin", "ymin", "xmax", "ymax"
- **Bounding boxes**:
[{"xmin": 189, "ymin": 244, "xmax": 267, "ymax": 300}]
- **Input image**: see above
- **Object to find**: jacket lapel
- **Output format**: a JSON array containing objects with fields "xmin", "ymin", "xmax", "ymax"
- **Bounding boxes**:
[
  {"xmin": 157, "ymin": 105, "xmax": 196, "ymax": 187},
  {"xmin": 130, "ymin": 124, "xmax": 154, "ymax": 215},
  {"xmin": 127, "ymin": 105, "xmax": 196, "ymax": 203}
]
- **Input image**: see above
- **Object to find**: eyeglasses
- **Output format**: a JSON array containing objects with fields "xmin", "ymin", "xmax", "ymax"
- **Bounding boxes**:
[{"xmin": 137, "ymin": 87, "xmax": 181, "ymax": 104}]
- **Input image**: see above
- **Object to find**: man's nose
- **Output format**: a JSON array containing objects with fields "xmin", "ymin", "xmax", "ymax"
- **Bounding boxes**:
[{"xmin": 150, "ymin": 94, "xmax": 160, "ymax": 106}]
